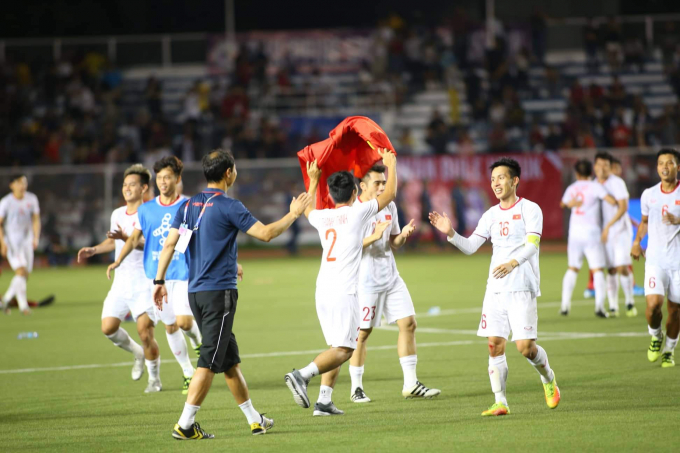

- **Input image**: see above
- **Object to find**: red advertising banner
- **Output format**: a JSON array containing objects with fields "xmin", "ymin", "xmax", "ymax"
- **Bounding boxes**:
[{"xmin": 397, "ymin": 154, "xmax": 563, "ymax": 240}]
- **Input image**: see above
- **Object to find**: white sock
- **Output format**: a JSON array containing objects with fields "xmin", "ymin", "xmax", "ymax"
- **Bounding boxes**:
[
  {"xmin": 298, "ymin": 362, "xmax": 319, "ymax": 381},
  {"xmin": 14, "ymin": 275, "xmax": 28, "ymax": 311},
  {"xmin": 593, "ymin": 270, "xmax": 607, "ymax": 312},
  {"xmin": 620, "ymin": 274, "xmax": 634, "ymax": 306},
  {"xmin": 146, "ymin": 356, "xmax": 160, "ymax": 381},
  {"xmin": 238, "ymin": 399, "xmax": 261, "ymax": 425},
  {"xmin": 561, "ymin": 269, "xmax": 578, "ymax": 312},
  {"xmin": 648, "ymin": 325, "xmax": 663, "ymax": 338},
  {"xmin": 2, "ymin": 275, "xmax": 19, "ymax": 303},
  {"xmin": 106, "ymin": 328, "xmax": 144, "ymax": 358},
  {"xmin": 178, "ymin": 403, "xmax": 200, "ymax": 429},
  {"xmin": 606, "ymin": 274, "xmax": 619, "ymax": 311},
  {"xmin": 488, "ymin": 355, "xmax": 508, "ymax": 405},
  {"xmin": 528, "ymin": 345, "xmax": 554, "ymax": 384},
  {"xmin": 349, "ymin": 365, "xmax": 364, "ymax": 392},
  {"xmin": 184, "ymin": 321, "xmax": 202, "ymax": 350},
  {"xmin": 166, "ymin": 330, "xmax": 194, "ymax": 377},
  {"xmin": 663, "ymin": 335, "xmax": 678, "ymax": 353},
  {"xmin": 318, "ymin": 385, "xmax": 333, "ymax": 404},
  {"xmin": 399, "ymin": 355, "xmax": 418, "ymax": 389}
]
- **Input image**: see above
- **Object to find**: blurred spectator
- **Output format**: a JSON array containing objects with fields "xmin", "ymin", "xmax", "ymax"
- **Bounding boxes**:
[
  {"xmin": 603, "ymin": 17, "xmax": 623, "ymax": 71},
  {"xmin": 623, "ymin": 37, "xmax": 645, "ymax": 73},
  {"xmin": 144, "ymin": 76, "xmax": 163, "ymax": 118},
  {"xmin": 611, "ymin": 117, "xmax": 632, "ymax": 148},
  {"xmin": 488, "ymin": 122, "xmax": 508, "ymax": 154},
  {"xmin": 426, "ymin": 110, "xmax": 448, "ymax": 155},
  {"xmin": 530, "ymin": 8, "xmax": 548, "ymax": 65},
  {"xmin": 544, "ymin": 124, "xmax": 562, "ymax": 151},
  {"xmin": 584, "ymin": 19, "xmax": 600, "ymax": 73}
]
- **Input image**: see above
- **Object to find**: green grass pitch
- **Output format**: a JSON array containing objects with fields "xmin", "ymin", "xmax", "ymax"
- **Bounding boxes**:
[{"xmin": 1, "ymin": 251, "xmax": 678, "ymax": 452}]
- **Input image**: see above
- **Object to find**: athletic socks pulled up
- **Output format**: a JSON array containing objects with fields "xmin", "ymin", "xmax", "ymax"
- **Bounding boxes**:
[
  {"xmin": 318, "ymin": 385, "xmax": 333, "ymax": 405},
  {"xmin": 178, "ymin": 403, "xmax": 200, "ymax": 430},
  {"xmin": 561, "ymin": 269, "xmax": 578, "ymax": 312},
  {"xmin": 238, "ymin": 399, "xmax": 261, "ymax": 425},
  {"xmin": 166, "ymin": 329, "xmax": 194, "ymax": 377},
  {"xmin": 593, "ymin": 270, "xmax": 607, "ymax": 313},
  {"xmin": 349, "ymin": 365, "xmax": 364, "ymax": 392},
  {"xmin": 488, "ymin": 354, "xmax": 508, "ymax": 405},
  {"xmin": 106, "ymin": 328, "xmax": 144, "ymax": 359},
  {"xmin": 298, "ymin": 362, "xmax": 319, "ymax": 381},
  {"xmin": 399, "ymin": 355, "xmax": 418, "ymax": 389},
  {"xmin": 527, "ymin": 345, "xmax": 555, "ymax": 384}
]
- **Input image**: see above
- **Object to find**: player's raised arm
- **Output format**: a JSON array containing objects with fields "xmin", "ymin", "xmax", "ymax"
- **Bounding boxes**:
[
  {"xmin": 304, "ymin": 160, "xmax": 321, "ymax": 219},
  {"xmin": 246, "ymin": 193, "xmax": 311, "ymax": 242},
  {"xmin": 429, "ymin": 211, "xmax": 487, "ymax": 255},
  {"xmin": 106, "ymin": 229, "xmax": 144, "ymax": 279},
  {"xmin": 376, "ymin": 149, "xmax": 397, "ymax": 212}
]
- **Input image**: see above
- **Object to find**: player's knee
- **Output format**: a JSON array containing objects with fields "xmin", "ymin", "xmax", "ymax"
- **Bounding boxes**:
[
  {"xmin": 488, "ymin": 342, "xmax": 504, "ymax": 357},
  {"xmin": 358, "ymin": 328, "xmax": 373, "ymax": 341},
  {"xmin": 619, "ymin": 266, "xmax": 630, "ymax": 276},
  {"xmin": 668, "ymin": 302, "xmax": 680, "ymax": 317},
  {"xmin": 165, "ymin": 324, "xmax": 179, "ymax": 334},
  {"xmin": 400, "ymin": 317, "xmax": 417, "ymax": 333},
  {"xmin": 517, "ymin": 342, "xmax": 536, "ymax": 359},
  {"xmin": 137, "ymin": 328, "xmax": 151, "ymax": 343},
  {"xmin": 16, "ymin": 268, "xmax": 28, "ymax": 278},
  {"xmin": 177, "ymin": 319, "xmax": 192, "ymax": 331},
  {"xmin": 568, "ymin": 267, "xmax": 580, "ymax": 272},
  {"xmin": 101, "ymin": 324, "xmax": 118, "ymax": 336},
  {"xmin": 608, "ymin": 268, "xmax": 617, "ymax": 276}
]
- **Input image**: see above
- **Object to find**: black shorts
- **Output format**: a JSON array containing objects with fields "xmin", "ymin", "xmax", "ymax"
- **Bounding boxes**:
[{"xmin": 189, "ymin": 289, "xmax": 241, "ymax": 374}]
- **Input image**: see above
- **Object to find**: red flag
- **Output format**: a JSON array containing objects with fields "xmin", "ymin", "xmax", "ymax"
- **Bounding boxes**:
[{"xmin": 297, "ymin": 116, "xmax": 395, "ymax": 209}]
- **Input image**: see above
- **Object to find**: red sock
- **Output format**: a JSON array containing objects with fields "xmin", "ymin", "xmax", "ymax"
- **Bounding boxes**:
[{"xmin": 587, "ymin": 270, "xmax": 594, "ymax": 290}]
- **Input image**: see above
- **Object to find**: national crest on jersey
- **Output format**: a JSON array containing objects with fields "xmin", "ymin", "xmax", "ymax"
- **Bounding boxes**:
[
  {"xmin": 473, "ymin": 198, "xmax": 542, "ymax": 295},
  {"xmin": 641, "ymin": 181, "xmax": 680, "ymax": 270},
  {"xmin": 136, "ymin": 196, "xmax": 189, "ymax": 281}
]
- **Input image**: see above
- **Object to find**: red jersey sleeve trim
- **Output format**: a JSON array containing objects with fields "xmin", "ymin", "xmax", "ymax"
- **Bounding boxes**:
[
  {"xmin": 499, "ymin": 197, "xmax": 522, "ymax": 210},
  {"xmin": 527, "ymin": 232, "xmax": 542, "ymax": 236}
]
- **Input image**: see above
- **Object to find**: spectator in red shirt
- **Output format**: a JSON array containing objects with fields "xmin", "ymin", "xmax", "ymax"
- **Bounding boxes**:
[
  {"xmin": 570, "ymin": 80, "xmax": 585, "ymax": 108},
  {"xmin": 610, "ymin": 119, "xmax": 632, "ymax": 148}
]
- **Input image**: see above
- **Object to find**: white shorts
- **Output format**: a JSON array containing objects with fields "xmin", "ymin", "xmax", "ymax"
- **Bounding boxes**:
[
  {"xmin": 102, "ymin": 280, "xmax": 155, "ymax": 322},
  {"xmin": 7, "ymin": 241, "xmax": 34, "ymax": 272},
  {"xmin": 477, "ymin": 290, "xmax": 538, "ymax": 341},
  {"xmin": 359, "ymin": 277, "xmax": 415, "ymax": 329},
  {"xmin": 153, "ymin": 280, "xmax": 194, "ymax": 326},
  {"xmin": 605, "ymin": 231, "xmax": 633, "ymax": 268},
  {"xmin": 567, "ymin": 238, "xmax": 606, "ymax": 270},
  {"xmin": 644, "ymin": 265, "xmax": 680, "ymax": 303},
  {"xmin": 316, "ymin": 290, "xmax": 360, "ymax": 349}
]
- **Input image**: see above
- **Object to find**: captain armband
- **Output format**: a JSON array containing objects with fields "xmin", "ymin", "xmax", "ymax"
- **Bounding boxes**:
[{"xmin": 527, "ymin": 235, "xmax": 540, "ymax": 248}]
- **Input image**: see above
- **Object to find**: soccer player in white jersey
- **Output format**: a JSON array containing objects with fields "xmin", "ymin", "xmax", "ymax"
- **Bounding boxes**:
[
  {"xmin": 0, "ymin": 174, "xmax": 41, "ymax": 316},
  {"xmin": 594, "ymin": 152, "xmax": 637, "ymax": 317},
  {"xmin": 109, "ymin": 157, "xmax": 202, "ymax": 394},
  {"xmin": 560, "ymin": 160, "xmax": 617, "ymax": 317},
  {"xmin": 429, "ymin": 157, "xmax": 560, "ymax": 416},
  {"xmin": 347, "ymin": 163, "xmax": 440, "ymax": 403},
  {"xmin": 285, "ymin": 150, "xmax": 397, "ymax": 416},
  {"xmin": 77, "ymin": 165, "xmax": 160, "ymax": 384},
  {"xmin": 631, "ymin": 149, "xmax": 680, "ymax": 368}
]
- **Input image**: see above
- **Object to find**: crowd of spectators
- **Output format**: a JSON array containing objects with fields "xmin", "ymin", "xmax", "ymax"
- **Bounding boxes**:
[{"xmin": 3, "ymin": 13, "xmax": 680, "ymax": 166}]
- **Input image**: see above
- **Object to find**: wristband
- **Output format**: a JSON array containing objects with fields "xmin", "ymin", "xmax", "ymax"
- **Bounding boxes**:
[{"xmin": 153, "ymin": 279, "xmax": 165, "ymax": 285}]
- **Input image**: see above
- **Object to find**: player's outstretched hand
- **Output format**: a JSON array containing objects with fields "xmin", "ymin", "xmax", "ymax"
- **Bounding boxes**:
[
  {"xmin": 428, "ymin": 211, "xmax": 453, "ymax": 237},
  {"xmin": 106, "ymin": 262, "xmax": 120, "ymax": 280},
  {"xmin": 306, "ymin": 160, "xmax": 321, "ymax": 181},
  {"xmin": 237, "ymin": 263, "xmax": 244, "ymax": 282},
  {"xmin": 401, "ymin": 219, "xmax": 416, "ymax": 238},
  {"xmin": 77, "ymin": 247, "xmax": 96, "ymax": 263},
  {"xmin": 493, "ymin": 261, "xmax": 518, "ymax": 279},
  {"xmin": 153, "ymin": 284, "xmax": 167, "ymax": 310},
  {"xmin": 378, "ymin": 148, "xmax": 396, "ymax": 166},
  {"xmin": 374, "ymin": 220, "xmax": 391, "ymax": 237},
  {"xmin": 290, "ymin": 192, "xmax": 312, "ymax": 217},
  {"xmin": 630, "ymin": 241, "xmax": 644, "ymax": 261},
  {"xmin": 107, "ymin": 229, "xmax": 126, "ymax": 241}
]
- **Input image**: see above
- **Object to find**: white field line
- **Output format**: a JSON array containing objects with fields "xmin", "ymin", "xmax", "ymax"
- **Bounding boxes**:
[
  {"xmin": 0, "ymin": 325, "xmax": 647, "ymax": 375},
  {"xmin": 0, "ymin": 341, "xmax": 476, "ymax": 375},
  {"xmin": 376, "ymin": 325, "xmax": 648, "ymax": 340},
  {"xmin": 416, "ymin": 299, "xmax": 597, "ymax": 318}
]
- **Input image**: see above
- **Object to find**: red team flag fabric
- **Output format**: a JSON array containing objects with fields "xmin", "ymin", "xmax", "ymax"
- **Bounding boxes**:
[{"xmin": 297, "ymin": 116, "xmax": 396, "ymax": 209}]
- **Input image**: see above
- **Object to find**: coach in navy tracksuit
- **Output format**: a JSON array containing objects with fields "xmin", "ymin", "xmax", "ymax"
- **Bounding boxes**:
[{"xmin": 152, "ymin": 149, "xmax": 311, "ymax": 440}]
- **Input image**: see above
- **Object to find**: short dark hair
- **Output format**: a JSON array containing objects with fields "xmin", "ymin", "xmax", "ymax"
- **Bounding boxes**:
[
  {"xmin": 574, "ymin": 159, "xmax": 593, "ymax": 177},
  {"xmin": 361, "ymin": 163, "xmax": 387, "ymax": 182},
  {"xmin": 123, "ymin": 164, "xmax": 151, "ymax": 186},
  {"xmin": 328, "ymin": 171, "xmax": 357, "ymax": 204},
  {"xmin": 153, "ymin": 156, "xmax": 184, "ymax": 176},
  {"xmin": 657, "ymin": 148, "xmax": 680, "ymax": 164},
  {"xmin": 9, "ymin": 174, "xmax": 26, "ymax": 183},
  {"xmin": 594, "ymin": 151, "xmax": 614, "ymax": 163},
  {"xmin": 611, "ymin": 156, "xmax": 621, "ymax": 165},
  {"xmin": 489, "ymin": 157, "xmax": 521, "ymax": 180},
  {"xmin": 202, "ymin": 149, "xmax": 235, "ymax": 183}
]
